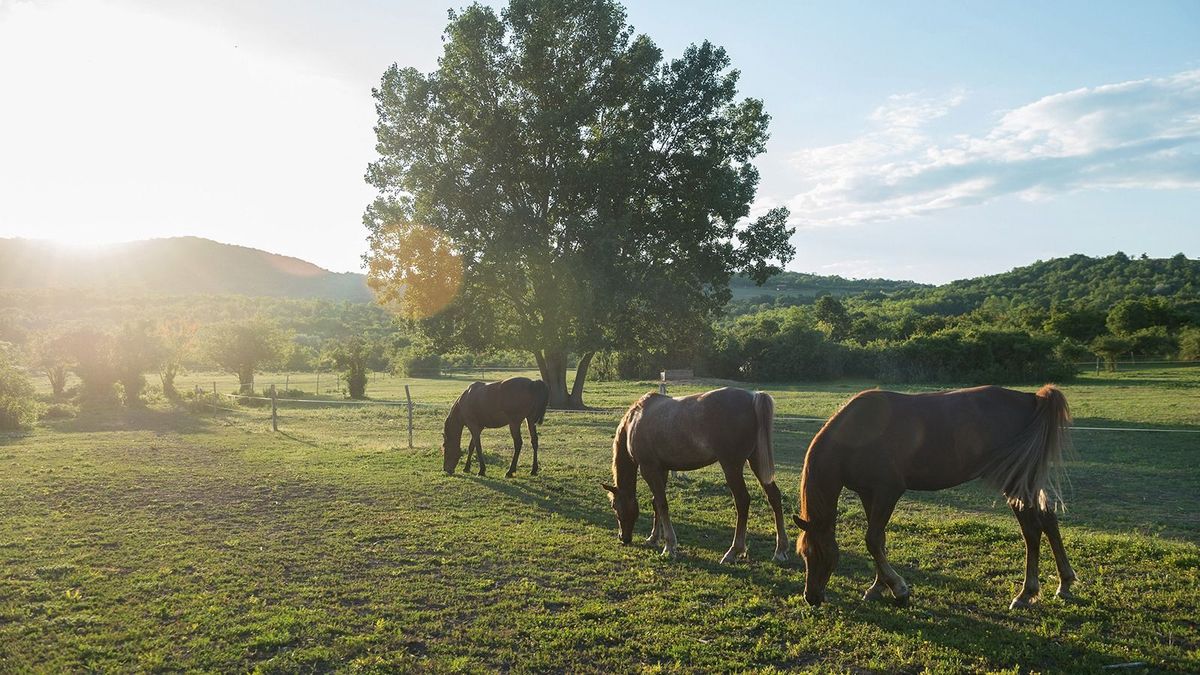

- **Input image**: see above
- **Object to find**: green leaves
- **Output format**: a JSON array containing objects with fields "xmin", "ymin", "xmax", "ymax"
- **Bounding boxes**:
[{"xmin": 364, "ymin": 0, "xmax": 795, "ymax": 364}]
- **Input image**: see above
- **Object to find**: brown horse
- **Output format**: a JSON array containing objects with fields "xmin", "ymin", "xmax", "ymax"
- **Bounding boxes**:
[
  {"xmin": 442, "ymin": 377, "xmax": 550, "ymax": 477},
  {"xmin": 793, "ymin": 384, "xmax": 1075, "ymax": 609},
  {"xmin": 603, "ymin": 387, "xmax": 789, "ymax": 563}
]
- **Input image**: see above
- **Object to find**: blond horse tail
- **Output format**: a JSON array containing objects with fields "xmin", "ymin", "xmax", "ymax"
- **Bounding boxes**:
[
  {"xmin": 982, "ymin": 384, "xmax": 1073, "ymax": 511},
  {"xmin": 751, "ymin": 391, "xmax": 777, "ymax": 485}
]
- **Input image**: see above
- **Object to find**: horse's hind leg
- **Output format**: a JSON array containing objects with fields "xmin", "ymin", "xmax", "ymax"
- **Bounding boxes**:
[
  {"xmin": 1038, "ymin": 507, "xmax": 1077, "ymax": 600},
  {"xmin": 748, "ymin": 453, "xmax": 788, "ymax": 562},
  {"xmin": 506, "ymin": 422, "xmax": 523, "ymax": 478},
  {"xmin": 1010, "ymin": 503, "xmax": 1043, "ymax": 609},
  {"xmin": 864, "ymin": 489, "xmax": 910, "ymax": 604},
  {"xmin": 527, "ymin": 420, "xmax": 539, "ymax": 476},
  {"xmin": 719, "ymin": 461, "xmax": 751, "ymax": 564}
]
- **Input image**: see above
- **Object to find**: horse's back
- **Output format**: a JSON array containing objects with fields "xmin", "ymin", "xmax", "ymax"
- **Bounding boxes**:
[
  {"xmin": 826, "ymin": 385, "xmax": 1041, "ymax": 490},
  {"xmin": 465, "ymin": 377, "xmax": 541, "ymax": 428},
  {"xmin": 627, "ymin": 387, "xmax": 759, "ymax": 471}
]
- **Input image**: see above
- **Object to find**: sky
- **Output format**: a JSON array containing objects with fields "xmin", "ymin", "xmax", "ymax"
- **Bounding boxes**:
[{"xmin": 0, "ymin": 0, "xmax": 1197, "ymax": 284}]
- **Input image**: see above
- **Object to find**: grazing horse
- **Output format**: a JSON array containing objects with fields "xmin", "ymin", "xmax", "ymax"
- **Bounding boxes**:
[
  {"xmin": 602, "ymin": 387, "xmax": 789, "ymax": 564},
  {"xmin": 793, "ymin": 384, "xmax": 1076, "ymax": 609},
  {"xmin": 442, "ymin": 377, "xmax": 550, "ymax": 477}
]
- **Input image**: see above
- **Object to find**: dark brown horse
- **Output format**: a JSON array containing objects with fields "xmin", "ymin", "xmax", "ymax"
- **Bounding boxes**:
[
  {"xmin": 442, "ymin": 377, "xmax": 550, "ymax": 477},
  {"xmin": 793, "ymin": 384, "xmax": 1075, "ymax": 609},
  {"xmin": 603, "ymin": 388, "xmax": 789, "ymax": 563}
]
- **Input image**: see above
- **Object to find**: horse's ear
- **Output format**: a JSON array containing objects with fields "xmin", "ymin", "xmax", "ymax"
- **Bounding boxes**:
[
  {"xmin": 600, "ymin": 482, "xmax": 618, "ymax": 495},
  {"xmin": 792, "ymin": 514, "xmax": 809, "ymax": 531}
]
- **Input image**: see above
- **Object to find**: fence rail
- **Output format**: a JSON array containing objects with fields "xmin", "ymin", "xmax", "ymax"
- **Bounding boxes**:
[{"xmin": 205, "ymin": 387, "xmax": 1200, "ymax": 441}]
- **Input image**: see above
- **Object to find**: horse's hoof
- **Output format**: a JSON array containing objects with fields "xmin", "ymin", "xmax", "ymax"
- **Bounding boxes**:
[
  {"xmin": 661, "ymin": 547, "xmax": 678, "ymax": 559},
  {"xmin": 772, "ymin": 551, "xmax": 788, "ymax": 563},
  {"xmin": 893, "ymin": 591, "xmax": 911, "ymax": 607},
  {"xmin": 863, "ymin": 585, "xmax": 886, "ymax": 602},
  {"xmin": 1055, "ymin": 587, "xmax": 1075, "ymax": 602},
  {"xmin": 505, "ymin": 471, "xmax": 514, "ymax": 478},
  {"xmin": 531, "ymin": 466, "xmax": 539, "ymax": 476},
  {"xmin": 1009, "ymin": 594, "xmax": 1038, "ymax": 610}
]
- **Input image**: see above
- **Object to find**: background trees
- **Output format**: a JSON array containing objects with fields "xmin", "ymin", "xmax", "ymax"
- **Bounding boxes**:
[
  {"xmin": 204, "ymin": 320, "xmax": 289, "ymax": 393},
  {"xmin": 364, "ymin": 0, "xmax": 794, "ymax": 407},
  {"xmin": 325, "ymin": 337, "xmax": 370, "ymax": 399}
]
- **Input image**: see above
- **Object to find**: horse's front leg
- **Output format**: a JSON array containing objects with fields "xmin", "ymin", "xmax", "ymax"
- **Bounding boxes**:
[
  {"xmin": 720, "ymin": 461, "xmax": 751, "ymax": 564},
  {"xmin": 505, "ymin": 422, "xmax": 522, "ymax": 478},
  {"xmin": 857, "ymin": 491, "xmax": 888, "ymax": 601},
  {"xmin": 641, "ymin": 467, "xmax": 676, "ymax": 558},
  {"xmin": 645, "ymin": 510, "xmax": 661, "ymax": 546},
  {"xmin": 1010, "ymin": 504, "xmax": 1043, "ymax": 609},
  {"xmin": 471, "ymin": 430, "xmax": 485, "ymax": 477},
  {"xmin": 864, "ymin": 489, "xmax": 909, "ymax": 605}
]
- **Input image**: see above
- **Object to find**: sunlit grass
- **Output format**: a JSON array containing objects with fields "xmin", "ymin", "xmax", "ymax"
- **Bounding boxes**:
[{"xmin": 2, "ymin": 367, "xmax": 1197, "ymax": 671}]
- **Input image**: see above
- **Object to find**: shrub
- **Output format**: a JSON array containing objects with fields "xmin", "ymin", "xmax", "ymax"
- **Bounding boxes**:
[
  {"xmin": 0, "ymin": 354, "xmax": 40, "ymax": 431},
  {"xmin": 879, "ymin": 328, "xmax": 1074, "ymax": 384},
  {"xmin": 1177, "ymin": 327, "xmax": 1200, "ymax": 361},
  {"xmin": 395, "ymin": 350, "xmax": 441, "ymax": 377}
]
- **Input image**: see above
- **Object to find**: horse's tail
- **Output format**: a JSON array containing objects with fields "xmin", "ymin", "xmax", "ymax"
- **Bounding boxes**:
[
  {"xmin": 530, "ymin": 379, "xmax": 550, "ymax": 424},
  {"xmin": 751, "ymin": 391, "xmax": 777, "ymax": 485},
  {"xmin": 982, "ymin": 384, "xmax": 1073, "ymax": 512}
]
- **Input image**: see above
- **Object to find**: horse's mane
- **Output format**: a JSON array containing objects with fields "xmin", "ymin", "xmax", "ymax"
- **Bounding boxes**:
[
  {"xmin": 611, "ymin": 392, "xmax": 660, "ymax": 487},
  {"xmin": 799, "ymin": 392, "xmax": 865, "ymax": 528}
]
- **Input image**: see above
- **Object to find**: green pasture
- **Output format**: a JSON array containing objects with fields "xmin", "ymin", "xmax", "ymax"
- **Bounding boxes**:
[{"xmin": 2, "ymin": 367, "xmax": 1198, "ymax": 672}]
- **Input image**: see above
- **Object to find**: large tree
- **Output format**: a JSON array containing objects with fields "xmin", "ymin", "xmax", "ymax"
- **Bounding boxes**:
[{"xmin": 365, "ymin": 0, "xmax": 794, "ymax": 408}]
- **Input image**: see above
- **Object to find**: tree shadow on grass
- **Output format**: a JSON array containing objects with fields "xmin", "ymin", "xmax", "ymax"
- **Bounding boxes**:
[{"xmin": 44, "ymin": 403, "xmax": 217, "ymax": 435}]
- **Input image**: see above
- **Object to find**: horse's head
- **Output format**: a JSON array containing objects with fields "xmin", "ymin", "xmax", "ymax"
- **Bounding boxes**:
[
  {"xmin": 441, "ymin": 436, "xmax": 462, "ymax": 474},
  {"xmin": 601, "ymin": 483, "xmax": 638, "ymax": 544},
  {"xmin": 794, "ymin": 515, "xmax": 838, "ymax": 607}
]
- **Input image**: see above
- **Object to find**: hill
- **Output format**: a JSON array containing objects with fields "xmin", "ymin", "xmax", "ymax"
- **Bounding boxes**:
[
  {"xmin": 894, "ymin": 252, "xmax": 1200, "ymax": 315},
  {"xmin": 0, "ymin": 237, "xmax": 372, "ymax": 302},
  {"xmin": 729, "ymin": 270, "xmax": 928, "ymax": 301}
]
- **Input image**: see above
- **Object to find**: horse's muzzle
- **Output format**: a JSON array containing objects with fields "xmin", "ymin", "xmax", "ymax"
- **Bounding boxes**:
[{"xmin": 805, "ymin": 593, "xmax": 824, "ymax": 607}]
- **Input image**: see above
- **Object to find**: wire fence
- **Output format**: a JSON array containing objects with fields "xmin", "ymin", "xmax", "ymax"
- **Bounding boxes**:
[{"xmin": 200, "ymin": 384, "xmax": 1200, "ymax": 445}]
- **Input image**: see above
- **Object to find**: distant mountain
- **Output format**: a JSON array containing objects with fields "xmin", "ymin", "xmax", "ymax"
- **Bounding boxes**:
[
  {"xmin": 0, "ymin": 237, "xmax": 373, "ymax": 302},
  {"xmin": 729, "ymin": 270, "xmax": 929, "ymax": 301}
]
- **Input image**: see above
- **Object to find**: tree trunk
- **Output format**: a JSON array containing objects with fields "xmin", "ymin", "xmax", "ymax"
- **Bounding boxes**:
[
  {"xmin": 540, "ymin": 349, "xmax": 571, "ymax": 409},
  {"xmin": 238, "ymin": 366, "xmax": 255, "ymax": 394},
  {"xmin": 568, "ymin": 351, "xmax": 595, "ymax": 409},
  {"xmin": 533, "ymin": 349, "xmax": 593, "ymax": 410}
]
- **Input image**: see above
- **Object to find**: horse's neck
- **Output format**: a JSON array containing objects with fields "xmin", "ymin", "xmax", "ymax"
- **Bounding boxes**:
[
  {"xmin": 613, "ymin": 440, "xmax": 638, "ymax": 492},
  {"xmin": 444, "ymin": 411, "xmax": 465, "ymax": 446},
  {"xmin": 800, "ymin": 438, "xmax": 843, "ymax": 527}
]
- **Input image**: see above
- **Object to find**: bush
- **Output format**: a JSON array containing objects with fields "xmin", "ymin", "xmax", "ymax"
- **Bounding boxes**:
[
  {"xmin": 40, "ymin": 402, "xmax": 77, "ymax": 420},
  {"xmin": 878, "ymin": 329, "xmax": 1075, "ymax": 384},
  {"xmin": 0, "ymin": 355, "xmax": 40, "ymax": 431},
  {"xmin": 395, "ymin": 350, "xmax": 441, "ymax": 377},
  {"xmin": 1178, "ymin": 327, "xmax": 1200, "ymax": 361}
]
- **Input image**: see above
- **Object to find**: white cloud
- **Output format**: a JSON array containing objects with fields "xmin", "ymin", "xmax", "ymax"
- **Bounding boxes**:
[{"xmin": 784, "ymin": 70, "xmax": 1200, "ymax": 227}]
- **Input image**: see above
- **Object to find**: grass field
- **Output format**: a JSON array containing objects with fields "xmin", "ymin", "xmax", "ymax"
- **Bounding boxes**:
[{"xmin": 2, "ymin": 367, "xmax": 1198, "ymax": 672}]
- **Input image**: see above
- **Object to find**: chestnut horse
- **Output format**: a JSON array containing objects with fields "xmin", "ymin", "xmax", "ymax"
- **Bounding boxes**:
[
  {"xmin": 603, "ymin": 388, "xmax": 789, "ymax": 564},
  {"xmin": 442, "ymin": 377, "xmax": 550, "ymax": 477},
  {"xmin": 794, "ymin": 384, "xmax": 1075, "ymax": 609}
]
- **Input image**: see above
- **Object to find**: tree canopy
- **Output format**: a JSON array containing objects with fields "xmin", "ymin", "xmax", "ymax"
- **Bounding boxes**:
[{"xmin": 364, "ymin": 0, "xmax": 794, "ymax": 407}]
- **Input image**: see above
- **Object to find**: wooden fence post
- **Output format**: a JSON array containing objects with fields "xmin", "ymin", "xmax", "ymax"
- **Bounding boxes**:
[
  {"xmin": 270, "ymin": 384, "xmax": 278, "ymax": 432},
  {"xmin": 404, "ymin": 385, "xmax": 414, "ymax": 449},
  {"xmin": 284, "ymin": 374, "xmax": 289, "ymax": 391},
  {"xmin": 659, "ymin": 371, "xmax": 667, "ymax": 396},
  {"xmin": 316, "ymin": 370, "xmax": 320, "ymax": 394},
  {"xmin": 212, "ymin": 381, "xmax": 217, "ymax": 413}
]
